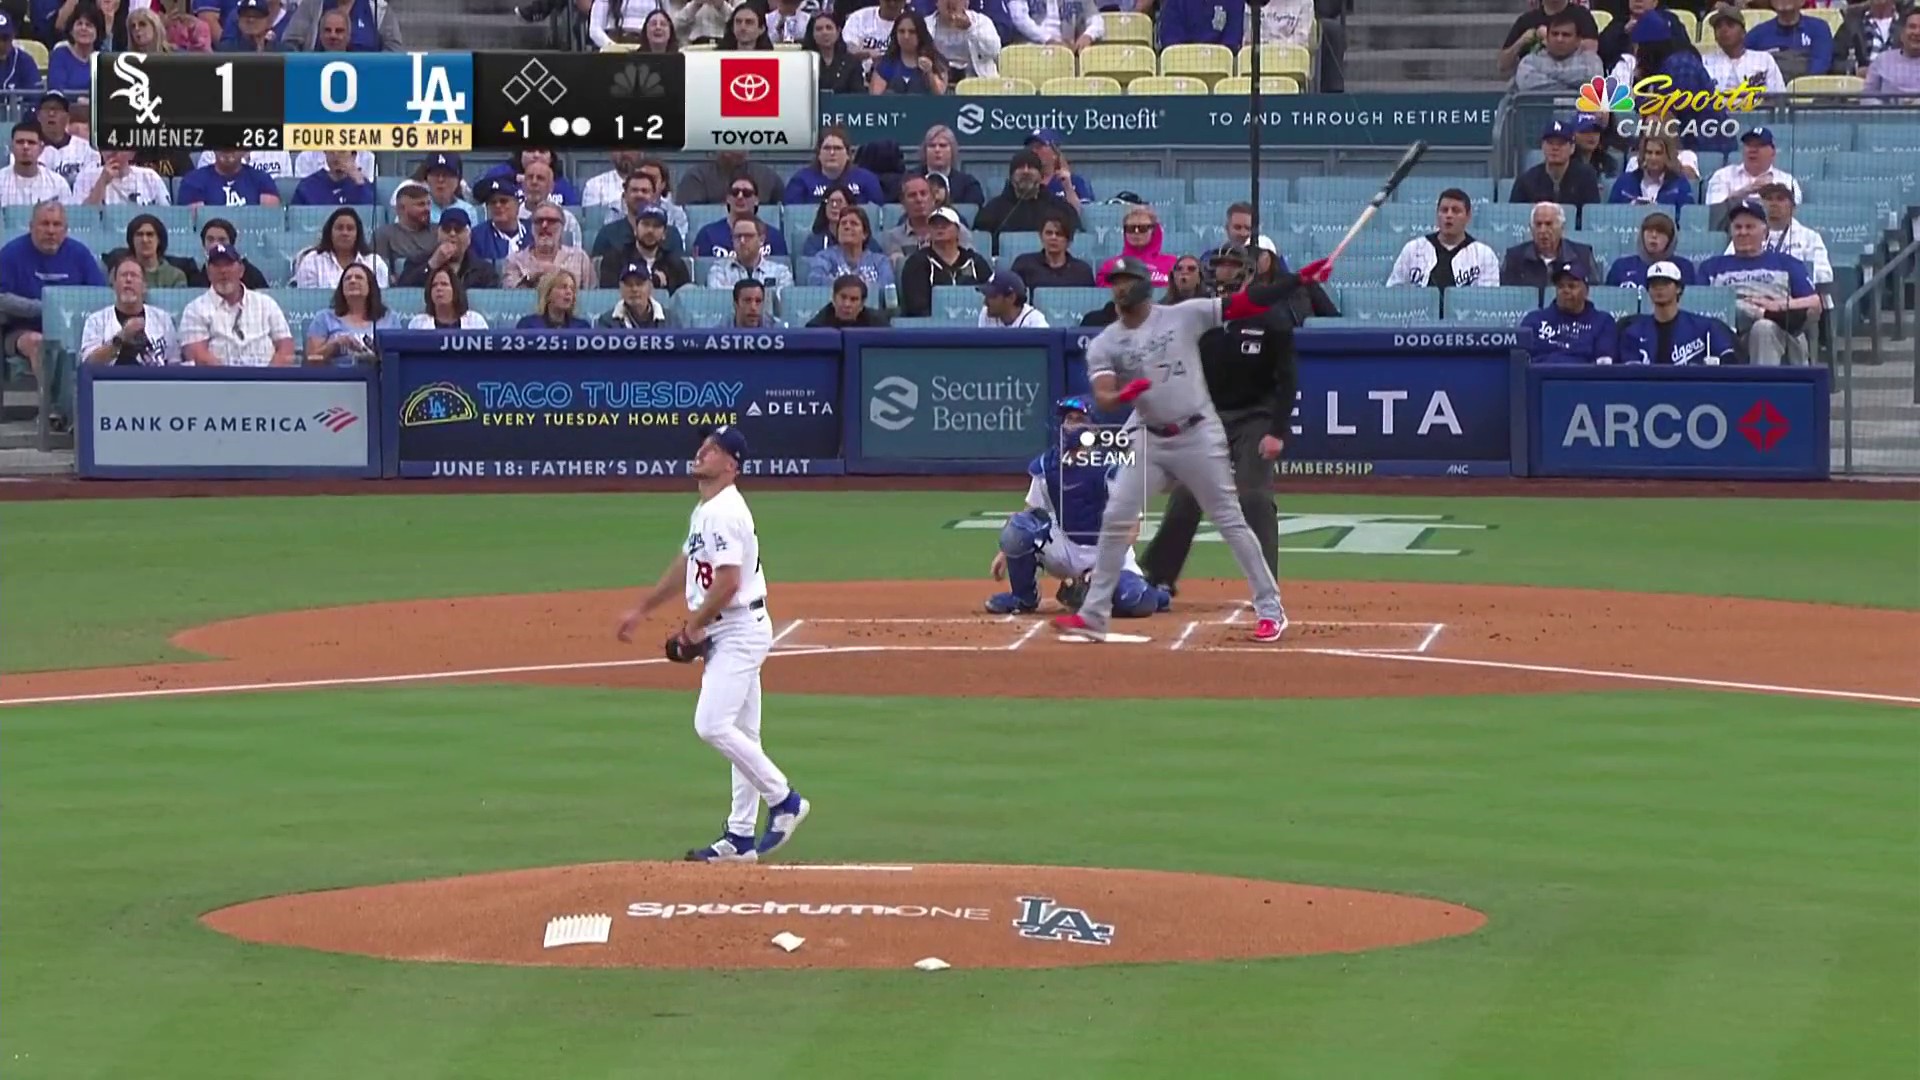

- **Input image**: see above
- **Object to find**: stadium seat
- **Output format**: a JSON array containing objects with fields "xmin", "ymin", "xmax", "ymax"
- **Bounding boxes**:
[
  {"xmin": 273, "ymin": 289, "xmax": 338, "ymax": 337},
  {"xmin": 1337, "ymin": 286, "xmax": 1440, "ymax": 325},
  {"xmin": 16, "ymin": 40, "xmax": 48, "ymax": 70},
  {"xmin": 1191, "ymin": 177, "xmax": 1289, "ymax": 203},
  {"xmin": 1475, "ymin": 203, "xmax": 1542, "ymax": 247},
  {"xmin": 1445, "ymin": 286, "xmax": 1543, "ymax": 325},
  {"xmin": 779, "ymin": 285, "xmax": 830, "ymax": 320},
  {"xmin": 1079, "ymin": 44, "xmax": 1159, "ymax": 88},
  {"xmin": 1807, "ymin": 179, "xmax": 1896, "ymax": 218},
  {"xmin": 1112, "ymin": 178, "xmax": 1186, "ymax": 205},
  {"xmin": 955, "ymin": 76, "xmax": 1038, "ymax": 96},
  {"xmin": 1127, "ymin": 75, "xmax": 1209, "ymax": 95},
  {"xmin": 1212, "ymin": 75, "xmax": 1301, "ymax": 95},
  {"xmin": 1578, "ymin": 204, "xmax": 1663, "ymax": 237},
  {"xmin": 931, "ymin": 285, "xmax": 985, "ymax": 322},
  {"xmin": 1668, "ymin": 10, "xmax": 1699, "ymax": 40},
  {"xmin": 1859, "ymin": 127, "xmax": 1920, "ymax": 155},
  {"xmin": 889, "ymin": 316, "xmax": 944, "ymax": 329},
  {"xmin": 1236, "ymin": 44, "xmax": 1312, "ymax": 79},
  {"xmin": 1159, "ymin": 44, "xmax": 1235, "ymax": 85},
  {"xmin": 40, "ymin": 287, "xmax": 109, "ymax": 358},
  {"xmin": 1739, "ymin": 9, "xmax": 1769, "ymax": 29},
  {"xmin": 384, "ymin": 289, "xmax": 426, "ymax": 322},
  {"xmin": 467, "ymin": 288, "xmax": 535, "ymax": 328},
  {"xmin": 1032, "ymin": 286, "xmax": 1108, "ymax": 327},
  {"xmin": 1803, "ymin": 8, "xmax": 1843, "ymax": 34},
  {"xmin": 1274, "ymin": 201, "xmax": 1358, "ymax": 238},
  {"xmin": 287, "ymin": 205, "xmax": 375, "ymax": 239},
  {"xmin": 1395, "ymin": 177, "xmax": 1497, "ymax": 207},
  {"xmin": 669, "ymin": 286, "xmax": 733, "ymax": 328},
  {"xmin": 1103, "ymin": 11, "xmax": 1154, "ymax": 43},
  {"xmin": 1788, "ymin": 75, "xmax": 1864, "ymax": 98},
  {"xmin": 995, "ymin": 230, "xmax": 1043, "ymax": 263},
  {"xmin": 684, "ymin": 204, "xmax": 728, "ymax": 245},
  {"xmin": 1682, "ymin": 286, "xmax": 1740, "ymax": 326},
  {"xmin": 1077, "ymin": 202, "xmax": 1141, "ymax": 248},
  {"xmin": 1795, "ymin": 204, "xmax": 1887, "ymax": 250},
  {"xmin": 99, "ymin": 205, "xmax": 194, "ymax": 234},
  {"xmin": 1296, "ymin": 176, "xmax": 1384, "ymax": 206},
  {"xmin": 1000, "ymin": 44, "xmax": 1078, "ymax": 86},
  {"xmin": 1822, "ymin": 152, "xmax": 1919, "ymax": 200},
  {"xmin": 206, "ymin": 205, "xmax": 286, "ymax": 237},
  {"xmin": 1041, "ymin": 76, "xmax": 1125, "ymax": 96},
  {"xmin": 1773, "ymin": 120, "xmax": 1854, "ymax": 155},
  {"xmin": 1588, "ymin": 285, "xmax": 1641, "ymax": 320},
  {"xmin": 1592, "ymin": 10, "xmax": 1612, "ymax": 33}
]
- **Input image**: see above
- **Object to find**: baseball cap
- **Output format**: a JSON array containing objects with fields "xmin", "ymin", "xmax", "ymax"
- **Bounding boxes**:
[
  {"xmin": 1025, "ymin": 129, "xmax": 1061, "ymax": 148},
  {"xmin": 704, "ymin": 424, "xmax": 749, "ymax": 463},
  {"xmin": 476, "ymin": 177, "xmax": 519, "ymax": 203},
  {"xmin": 619, "ymin": 261, "xmax": 652, "ymax": 282},
  {"xmin": 929, "ymin": 206, "xmax": 962, "ymax": 227},
  {"xmin": 424, "ymin": 151, "xmax": 462, "ymax": 175},
  {"xmin": 636, "ymin": 203, "xmax": 668, "ymax": 224},
  {"xmin": 1574, "ymin": 114, "xmax": 1603, "ymax": 134},
  {"xmin": 1010, "ymin": 149, "xmax": 1045, "ymax": 174},
  {"xmin": 1254, "ymin": 234, "xmax": 1279, "ymax": 255},
  {"xmin": 1707, "ymin": 8, "xmax": 1745, "ymax": 31},
  {"xmin": 393, "ymin": 179, "xmax": 430, "ymax": 200},
  {"xmin": 1645, "ymin": 260, "xmax": 1684, "ymax": 284},
  {"xmin": 977, "ymin": 270, "xmax": 1027, "ymax": 299},
  {"xmin": 205, "ymin": 242, "xmax": 241, "ymax": 264},
  {"xmin": 1629, "ymin": 11, "xmax": 1673, "ymax": 44},
  {"xmin": 438, "ymin": 207, "xmax": 472, "ymax": 229},
  {"xmin": 1726, "ymin": 196, "xmax": 1768, "ymax": 223},
  {"xmin": 1542, "ymin": 119, "xmax": 1576, "ymax": 142},
  {"xmin": 1549, "ymin": 259, "xmax": 1588, "ymax": 284},
  {"xmin": 236, "ymin": 0, "xmax": 270, "ymax": 14},
  {"xmin": 36, "ymin": 90, "xmax": 69, "ymax": 112},
  {"xmin": 1210, "ymin": 241, "xmax": 1250, "ymax": 263},
  {"xmin": 0, "ymin": 11, "xmax": 17, "ymax": 37},
  {"xmin": 1741, "ymin": 125, "xmax": 1775, "ymax": 147}
]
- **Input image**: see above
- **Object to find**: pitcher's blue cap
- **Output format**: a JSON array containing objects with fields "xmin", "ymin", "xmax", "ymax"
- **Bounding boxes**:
[{"xmin": 705, "ymin": 424, "xmax": 749, "ymax": 462}]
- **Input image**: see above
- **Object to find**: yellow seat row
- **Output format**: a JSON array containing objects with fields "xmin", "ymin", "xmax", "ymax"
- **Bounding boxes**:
[
  {"xmin": 1588, "ymin": 7, "xmax": 1842, "ymax": 46},
  {"xmin": 995, "ymin": 42, "xmax": 1311, "ymax": 90},
  {"xmin": 957, "ymin": 73, "xmax": 1301, "ymax": 96}
]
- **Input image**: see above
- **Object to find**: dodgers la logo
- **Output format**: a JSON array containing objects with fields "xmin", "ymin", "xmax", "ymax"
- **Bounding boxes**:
[{"xmin": 1012, "ymin": 896, "xmax": 1115, "ymax": 945}]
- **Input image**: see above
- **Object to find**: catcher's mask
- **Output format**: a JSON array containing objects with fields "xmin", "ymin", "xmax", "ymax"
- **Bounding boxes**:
[
  {"xmin": 1106, "ymin": 255, "xmax": 1155, "ymax": 310},
  {"xmin": 1206, "ymin": 242, "xmax": 1251, "ymax": 295},
  {"xmin": 1055, "ymin": 394, "xmax": 1093, "ymax": 432}
]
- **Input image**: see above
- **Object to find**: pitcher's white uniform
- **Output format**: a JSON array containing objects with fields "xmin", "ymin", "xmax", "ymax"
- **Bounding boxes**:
[{"xmin": 685, "ymin": 483, "xmax": 792, "ymax": 841}]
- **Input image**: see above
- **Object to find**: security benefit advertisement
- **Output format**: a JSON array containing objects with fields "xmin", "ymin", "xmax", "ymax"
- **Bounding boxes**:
[
  {"xmin": 855, "ymin": 338, "xmax": 1055, "ymax": 469},
  {"xmin": 80, "ymin": 369, "xmax": 377, "ymax": 478},
  {"xmin": 384, "ymin": 331, "xmax": 843, "ymax": 478},
  {"xmin": 1531, "ymin": 366, "xmax": 1829, "ymax": 480}
]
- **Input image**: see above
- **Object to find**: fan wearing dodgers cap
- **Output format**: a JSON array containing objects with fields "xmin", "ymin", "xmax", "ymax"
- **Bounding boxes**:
[
  {"xmin": 1697, "ymin": 196, "xmax": 1819, "ymax": 365},
  {"xmin": 1704, "ymin": 126, "xmax": 1804, "ymax": 216},
  {"xmin": 1519, "ymin": 260, "xmax": 1619, "ymax": 365},
  {"xmin": 976, "ymin": 271, "xmax": 1050, "ymax": 327},
  {"xmin": 1619, "ymin": 261, "xmax": 1739, "ymax": 366},
  {"xmin": 597, "ymin": 262, "xmax": 670, "ymax": 328},
  {"xmin": 1507, "ymin": 118, "xmax": 1602, "ymax": 207}
]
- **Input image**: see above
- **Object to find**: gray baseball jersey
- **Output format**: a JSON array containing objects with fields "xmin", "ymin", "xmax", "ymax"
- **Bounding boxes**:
[{"xmin": 1084, "ymin": 299, "xmax": 1224, "ymax": 428}]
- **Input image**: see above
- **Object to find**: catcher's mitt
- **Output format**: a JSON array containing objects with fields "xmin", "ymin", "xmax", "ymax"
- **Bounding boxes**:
[
  {"xmin": 1055, "ymin": 573, "xmax": 1089, "ymax": 612},
  {"xmin": 664, "ymin": 629, "xmax": 712, "ymax": 664}
]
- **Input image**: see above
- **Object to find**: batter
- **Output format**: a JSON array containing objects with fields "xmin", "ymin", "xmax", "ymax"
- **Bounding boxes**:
[
  {"xmin": 1055, "ymin": 255, "xmax": 1331, "ymax": 644},
  {"xmin": 617, "ymin": 426, "xmax": 811, "ymax": 863}
]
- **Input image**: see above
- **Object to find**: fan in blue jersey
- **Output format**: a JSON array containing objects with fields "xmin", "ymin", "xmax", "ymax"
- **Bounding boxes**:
[
  {"xmin": 1520, "ymin": 260, "xmax": 1618, "ymax": 364},
  {"xmin": 1618, "ymin": 261, "xmax": 1740, "ymax": 366},
  {"xmin": 985, "ymin": 397, "xmax": 1171, "ymax": 618},
  {"xmin": 1696, "ymin": 197, "xmax": 1819, "ymax": 365}
]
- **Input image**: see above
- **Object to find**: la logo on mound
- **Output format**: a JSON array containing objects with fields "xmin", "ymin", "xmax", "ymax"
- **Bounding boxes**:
[
  {"xmin": 721, "ymin": 56, "xmax": 781, "ymax": 118},
  {"xmin": 1012, "ymin": 896, "xmax": 1115, "ymax": 945}
]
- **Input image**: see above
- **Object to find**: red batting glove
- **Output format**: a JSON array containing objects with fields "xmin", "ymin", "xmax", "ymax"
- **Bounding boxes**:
[
  {"xmin": 1299, "ymin": 257, "xmax": 1333, "ymax": 284},
  {"xmin": 1116, "ymin": 378, "xmax": 1152, "ymax": 403}
]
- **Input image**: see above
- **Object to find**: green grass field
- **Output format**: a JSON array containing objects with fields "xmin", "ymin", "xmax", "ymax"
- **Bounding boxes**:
[{"xmin": 3, "ymin": 492, "xmax": 1916, "ymax": 1079}]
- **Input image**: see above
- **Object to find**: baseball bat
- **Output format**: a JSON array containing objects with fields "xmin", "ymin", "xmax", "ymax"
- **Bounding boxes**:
[{"xmin": 1323, "ymin": 140, "xmax": 1430, "ymax": 265}]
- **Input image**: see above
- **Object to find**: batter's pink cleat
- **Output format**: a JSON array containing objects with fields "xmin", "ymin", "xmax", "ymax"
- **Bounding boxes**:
[
  {"xmin": 1253, "ymin": 617, "xmax": 1286, "ymax": 643},
  {"xmin": 1052, "ymin": 614, "xmax": 1106, "ymax": 642}
]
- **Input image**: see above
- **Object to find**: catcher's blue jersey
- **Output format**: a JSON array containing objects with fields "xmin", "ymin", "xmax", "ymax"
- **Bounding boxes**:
[{"xmin": 1030, "ymin": 448, "xmax": 1117, "ymax": 548}]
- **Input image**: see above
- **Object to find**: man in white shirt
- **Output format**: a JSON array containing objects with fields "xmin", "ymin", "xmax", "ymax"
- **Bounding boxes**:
[
  {"xmin": 516, "ymin": 159, "xmax": 584, "ymax": 250},
  {"xmin": 72, "ymin": 150, "xmax": 171, "ymax": 207},
  {"xmin": 196, "ymin": 148, "xmax": 295, "ymax": 182},
  {"xmin": 581, "ymin": 149, "xmax": 643, "ymax": 214},
  {"xmin": 844, "ymin": 0, "xmax": 905, "ymax": 66},
  {"xmin": 1704, "ymin": 10, "xmax": 1787, "ymax": 92},
  {"xmin": 0, "ymin": 122, "xmax": 73, "ymax": 207},
  {"xmin": 977, "ymin": 270, "xmax": 1050, "ymax": 327},
  {"xmin": 1724, "ymin": 181, "xmax": 1833, "ymax": 287},
  {"xmin": 707, "ymin": 218, "xmax": 795, "ymax": 291},
  {"xmin": 1010, "ymin": 0, "xmax": 1104, "ymax": 50},
  {"xmin": 180, "ymin": 244, "xmax": 296, "ymax": 367},
  {"xmin": 616, "ymin": 424, "xmax": 813, "ymax": 864},
  {"xmin": 32, "ymin": 93, "xmax": 98, "ymax": 187},
  {"xmin": 81, "ymin": 254, "xmax": 181, "ymax": 367},
  {"xmin": 931, "ymin": 0, "xmax": 1002, "ymax": 77},
  {"xmin": 294, "ymin": 150, "xmax": 377, "ymax": 182},
  {"xmin": 1704, "ymin": 127, "xmax": 1804, "ymax": 211},
  {"xmin": 1387, "ymin": 188, "xmax": 1502, "ymax": 288}
]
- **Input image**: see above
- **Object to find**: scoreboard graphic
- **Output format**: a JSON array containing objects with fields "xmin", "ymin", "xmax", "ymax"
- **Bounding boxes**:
[{"xmin": 94, "ymin": 51, "xmax": 817, "ymax": 154}]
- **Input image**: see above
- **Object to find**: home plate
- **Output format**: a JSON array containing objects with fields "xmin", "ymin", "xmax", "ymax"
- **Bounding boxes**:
[{"xmin": 1057, "ymin": 632, "xmax": 1153, "ymax": 644}]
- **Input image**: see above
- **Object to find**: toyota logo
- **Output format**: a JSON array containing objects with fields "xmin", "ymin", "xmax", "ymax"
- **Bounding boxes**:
[{"xmin": 729, "ymin": 73, "xmax": 772, "ymax": 103}]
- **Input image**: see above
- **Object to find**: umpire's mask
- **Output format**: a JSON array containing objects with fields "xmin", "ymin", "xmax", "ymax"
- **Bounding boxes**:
[{"xmin": 1207, "ymin": 242, "xmax": 1251, "ymax": 296}]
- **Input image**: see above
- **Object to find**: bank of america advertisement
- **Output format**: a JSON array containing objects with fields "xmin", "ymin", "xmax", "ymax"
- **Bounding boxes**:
[{"xmin": 86, "ymin": 379, "xmax": 374, "ymax": 470}]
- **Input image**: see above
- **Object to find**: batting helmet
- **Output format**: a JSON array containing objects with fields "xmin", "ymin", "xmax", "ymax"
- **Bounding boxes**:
[{"xmin": 1106, "ymin": 255, "xmax": 1155, "ymax": 309}]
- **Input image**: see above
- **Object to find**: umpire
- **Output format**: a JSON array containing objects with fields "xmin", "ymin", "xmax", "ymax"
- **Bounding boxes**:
[{"xmin": 1138, "ymin": 240, "xmax": 1338, "ymax": 592}]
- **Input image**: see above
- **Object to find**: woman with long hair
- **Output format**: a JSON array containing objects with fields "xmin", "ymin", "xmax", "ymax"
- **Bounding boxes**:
[
  {"xmin": 805, "ymin": 13, "xmax": 869, "ymax": 95},
  {"xmin": 1161, "ymin": 255, "xmax": 1205, "ymax": 303},
  {"xmin": 870, "ymin": 12, "xmax": 949, "ymax": 96},
  {"xmin": 783, "ymin": 126, "xmax": 884, "ymax": 205},
  {"xmin": 806, "ymin": 204, "xmax": 893, "ymax": 292},
  {"xmin": 517, "ymin": 270, "xmax": 592, "ymax": 329},
  {"xmin": 588, "ymin": 0, "xmax": 649, "ymax": 47},
  {"xmin": 1609, "ymin": 132, "xmax": 1693, "ymax": 208},
  {"xmin": 719, "ymin": 2, "xmax": 773, "ymax": 49},
  {"xmin": 407, "ymin": 265, "xmax": 490, "ymax": 329},
  {"xmin": 47, "ymin": 9, "xmax": 102, "ymax": 97},
  {"xmin": 116, "ymin": 213, "xmax": 189, "ymax": 288},
  {"xmin": 128, "ymin": 8, "xmax": 171, "ymax": 54},
  {"xmin": 292, "ymin": 207, "xmax": 392, "ymax": 290},
  {"xmin": 915, "ymin": 124, "xmax": 986, "ymax": 206},
  {"xmin": 305, "ymin": 264, "xmax": 398, "ymax": 365},
  {"xmin": 802, "ymin": 182, "xmax": 859, "ymax": 256},
  {"xmin": 639, "ymin": 9, "xmax": 679, "ymax": 52}
]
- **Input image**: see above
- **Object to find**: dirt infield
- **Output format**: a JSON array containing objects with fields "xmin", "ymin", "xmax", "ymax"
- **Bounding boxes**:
[
  {"xmin": 6, "ymin": 579, "xmax": 1915, "ymax": 705},
  {"xmin": 201, "ymin": 862, "xmax": 1488, "ymax": 970}
]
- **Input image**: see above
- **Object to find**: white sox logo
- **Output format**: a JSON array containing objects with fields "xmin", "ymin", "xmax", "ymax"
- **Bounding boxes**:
[{"xmin": 1012, "ymin": 896, "xmax": 1114, "ymax": 945}]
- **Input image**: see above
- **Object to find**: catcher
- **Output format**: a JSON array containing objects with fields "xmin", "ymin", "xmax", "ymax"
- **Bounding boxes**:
[{"xmin": 985, "ymin": 396, "xmax": 1170, "ymax": 618}]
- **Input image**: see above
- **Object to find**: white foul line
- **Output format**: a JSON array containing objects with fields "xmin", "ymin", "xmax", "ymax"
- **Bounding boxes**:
[
  {"xmin": 1415, "ymin": 623, "xmax": 1446, "ymax": 654},
  {"xmin": 1321, "ymin": 649, "xmax": 1920, "ymax": 707},
  {"xmin": 770, "ymin": 619, "xmax": 804, "ymax": 646},
  {"xmin": 1171, "ymin": 621, "xmax": 1199, "ymax": 651},
  {"xmin": 766, "ymin": 864, "xmax": 914, "ymax": 872},
  {"xmin": 1007, "ymin": 621, "xmax": 1046, "ymax": 651}
]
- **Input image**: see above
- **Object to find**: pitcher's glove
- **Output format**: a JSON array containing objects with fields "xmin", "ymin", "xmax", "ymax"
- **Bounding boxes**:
[
  {"xmin": 1055, "ymin": 573, "xmax": 1090, "ymax": 612},
  {"xmin": 664, "ymin": 628, "xmax": 712, "ymax": 664}
]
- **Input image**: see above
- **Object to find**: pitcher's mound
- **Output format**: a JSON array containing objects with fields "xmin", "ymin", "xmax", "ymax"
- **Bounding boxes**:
[{"xmin": 202, "ymin": 862, "xmax": 1486, "ymax": 969}]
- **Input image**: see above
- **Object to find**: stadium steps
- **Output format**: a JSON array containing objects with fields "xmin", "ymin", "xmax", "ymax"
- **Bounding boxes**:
[
  {"xmin": 1344, "ymin": 0, "xmax": 1512, "ymax": 93},
  {"xmin": 406, "ymin": 0, "xmax": 530, "ymax": 51},
  {"xmin": 1343, "ymin": 48, "xmax": 1509, "ymax": 92},
  {"xmin": 1348, "ymin": 14, "xmax": 1515, "ymax": 55}
]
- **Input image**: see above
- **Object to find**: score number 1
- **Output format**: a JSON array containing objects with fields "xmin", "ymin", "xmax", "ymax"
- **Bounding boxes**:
[{"xmin": 513, "ymin": 113, "xmax": 665, "ymax": 142}]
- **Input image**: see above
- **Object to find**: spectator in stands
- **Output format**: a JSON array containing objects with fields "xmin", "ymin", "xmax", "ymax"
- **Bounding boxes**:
[
  {"xmin": 720, "ymin": 2, "xmax": 774, "ymax": 47},
  {"xmin": 708, "ymin": 217, "xmax": 796, "ymax": 291},
  {"xmin": 977, "ymin": 270, "xmax": 1049, "ymax": 327},
  {"xmin": 1864, "ymin": 9, "xmax": 1920, "ymax": 95},
  {"xmin": 1388, "ymin": 188, "xmax": 1501, "ymax": 287},
  {"xmin": 514, "ymin": 269, "xmax": 589, "ymax": 329},
  {"xmin": 1569, "ymin": 116, "xmax": 1619, "ymax": 178},
  {"xmin": 882, "ymin": 175, "xmax": 970, "ymax": 266},
  {"xmin": 71, "ymin": 151, "xmax": 168, "ymax": 208},
  {"xmin": 1606, "ymin": 210, "xmax": 1696, "ymax": 288},
  {"xmin": 518, "ymin": 160, "xmax": 585, "ymax": 249},
  {"xmin": 692, "ymin": 175, "xmax": 791, "ymax": 258},
  {"xmin": 46, "ymin": 8, "xmax": 99, "ymax": 95},
  {"xmin": 732, "ymin": 279, "xmax": 783, "ymax": 328},
  {"xmin": 899, "ymin": 206, "xmax": 992, "ymax": 315},
  {"xmin": 1155, "ymin": 0, "xmax": 1243, "ymax": 48},
  {"xmin": 584, "ymin": 0, "xmax": 648, "ymax": 46},
  {"xmin": 1011, "ymin": 213, "xmax": 1095, "ymax": 290},
  {"xmin": 297, "ymin": 148, "xmax": 378, "ymax": 184},
  {"xmin": 1704, "ymin": 9, "xmax": 1787, "ymax": 92},
  {"xmin": 292, "ymin": 207, "xmax": 391, "ymax": 290},
  {"xmin": 1024, "ymin": 129, "xmax": 1092, "ymax": 205},
  {"xmin": 189, "ymin": 218, "xmax": 271, "ymax": 288},
  {"xmin": 1010, "ymin": 0, "xmax": 1102, "ymax": 50},
  {"xmin": 929, "ymin": 0, "xmax": 1000, "ymax": 79},
  {"xmin": 582, "ymin": 150, "xmax": 644, "ymax": 215},
  {"xmin": 310, "ymin": 8, "xmax": 352, "ymax": 51},
  {"xmin": 180, "ymin": 148, "xmax": 280, "ymax": 207},
  {"xmin": 676, "ymin": 0, "xmax": 734, "ymax": 45},
  {"xmin": 807, "ymin": 13, "xmax": 871, "ymax": 94},
  {"xmin": 1096, "ymin": 205, "xmax": 1175, "ymax": 288},
  {"xmin": 1221, "ymin": 202, "xmax": 1255, "ymax": 248},
  {"xmin": 418, "ymin": 152, "xmax": 477, "ymax": 226},
  {"xmin": 634, "ymin": 9, "xmax": 680, "ymax": 52},
  {"xmin": 396, "ymin": 209, "xmax": 502, "ymax": 290},
  {"xmin": 504, "ymin": 202, "xmax": 593, "ymax": 288},
  {"xmin": 292, "ymin": 151, "xmax": 375, "ymax": 207},
  {"xmin": 218, "ymin": 0, "xmax": 288, "ymax": 52},
  {"xmin": 595, "ymin": 203, "xmax": 691, "ymax": 290},
  {"xmin": 1704, "ymin": 127, "xmax": 1802, "ymax": 213},
  {"xmin": 286, "ymin": 0, "xmax": 400, "ymax": 51},
  {"xmin": 304, "ymin": 264, "xmax": 395, "ymax": 365},
  {"xmin": 807, "ymin": 274, "xmax": 891, "ymax": 328},
  {"xmin": 1699, "ymin": 197, "xmax": 1819, "ymax": 364},
  {"xmin": 33, "ymin": 93, "xmax": 99, "ymax": 188},
  {"xmin": 0, "ymin": 200, "xmax": 104, "ymax": 388},
  {"xmin": 128, "ymin": 8, "xmax": 169, "ymax": 54},
  {"xmin": 593, "ymin": 172, "xmax": 686, "ymax": 264},
  {"xmin": 768, "ymin": 0, "xmax": 811, "ymax": 44},
  {"xmin": 1748, "ymin": 0, "xmax": 1835, "ymax": 78},
  {"xmin": 90, "ymin": 0, "xmax": 134, "ymax": 50},
  {"xmin": 1514, "ymin": 9, "xmax": 1603, "ymax": 91},
  {"xmin": 1838, "ymin": 0, "xmax": 1911, "ymax": 75},
  {"xmin": 1162, "ymin": 256, "xmax": 1206, "ymax": 303},
  {"xmin": 915, "ymin": 126, "xmax": 988, "ymax": 206},
  {"xmin": 198, "ymin": 146, "xmax": 293, "ymax": 183},
  {"xmin": 977, "ymin": 150, "xmax": 1080, "ymax": 239},
  {"xmin": 0, "ymin": 13, "xmax": 44, "ymax": 92},
  {"xmin": 1609, "ymin": 133, "xmax": 1693, "ymax": 207},
  {"xmin": 1620, "ymin": 260, "xmax": 1739, "ymax": 364},
  {"xmin": 483, "ymin": 148, "xmax": 581, "ymax": 207},
  {"xmin": 1510, "ymin": 119, "xmax": 1601, "ymax": 205},
  {"xmin": 844, "ymin": 0, "xmax": 906, "ymax": 66},
  {"xmin": 407, "ymin": 265, "xmax": 489, "ymax": 329},
  {"xmin": 1500, "ymin": 0, "xmax": 1598, "ymax": 77},
  {"xmin": 1520, "ymin": 260, "xmax": 1618, "ymax": 364},
  {"xmin": 470, "ymin": 178, "xmax": 532, "ymax": 263},
  {"xmin": 786, "ymin": 128, "xmax": 885, "ymax": 205},
  {"xmin": 802, "ymin": 182, "xmax": 859, "ymax": 255},
  {"xmin": 871, "ymin": 11, "xmax": 950, "ymax": 93},
  {"xmin": 597, "ymin": 263, "xmax": 669, "ymax": 327},
  {"xmin": 114, "ymin": 214, "xmax": 191, "ymax": 288},
  {"xmin": 1, "ymin": 124, "xmax": 73, "ymax": 207},
  {"xmin": 1725, "ymin": 181, "xmax": 1832, "ymax": 287},
  {"xmin": 1504, "ymin": 202, "xmax": 1599, "ymax": 289},
  {"xmin": 1630, "ymin": 13, "xmax": 1726, "ymax": 152},
  {"xmin": 169, "ymin": 8, "xmax": 216, "ymax": 52},
  {"xmin": 679, "ymin": 150, "xmax": 783, "ymax": 207},
  {"xmin": 82, "ymin": 254, "xmax": 182, "ymax": 367},
  {"xmin": 806, "ymin": 204, "xmax": 893, "ymax": 292},
  {"xmin": 180, "ymin": 242, "xmax": 295, "ymax": 366},
  {"xmin": 1597, "ymin": 0, "xmax": 1654, "ymax": 71},
  {"xmin": 375, "ymin": 182, "xmax": 438, "ymax": 277}
]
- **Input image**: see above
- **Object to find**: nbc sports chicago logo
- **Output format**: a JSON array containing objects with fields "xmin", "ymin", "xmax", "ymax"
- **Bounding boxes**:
[{"xmin": 1575, "ymin": 74, "xmax": 1756, "ymax": 140}]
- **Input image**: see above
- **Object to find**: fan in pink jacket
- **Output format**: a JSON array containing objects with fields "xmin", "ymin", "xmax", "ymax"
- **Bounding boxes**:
[{"xmin": 1095, "ymin": 206, "xmax": 1177, "ymax": 287}]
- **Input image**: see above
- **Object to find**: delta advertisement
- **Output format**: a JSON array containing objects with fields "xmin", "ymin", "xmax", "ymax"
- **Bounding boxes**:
[{"xmin": 78, "ymin": 367, "xmax": 378, "ymax": 479}]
